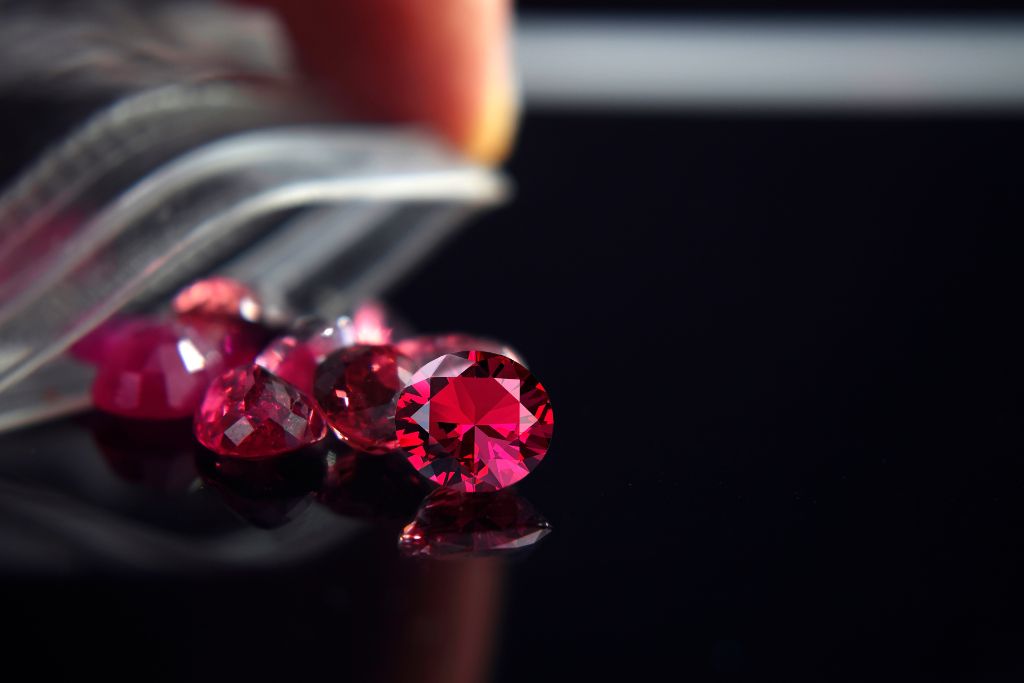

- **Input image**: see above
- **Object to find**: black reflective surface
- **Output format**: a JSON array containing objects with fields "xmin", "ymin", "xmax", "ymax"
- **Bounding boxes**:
[{"xmin": 3, "ymin": 112, "xmax": 1024, "ymax": 681}]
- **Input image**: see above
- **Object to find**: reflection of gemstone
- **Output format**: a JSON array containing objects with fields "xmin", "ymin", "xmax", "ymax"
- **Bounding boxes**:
[
  {"xmin": 195, "ymin": 446, "xmax": 327, "ymax": 528},
  {"xmin": 317, "ymin": 448, "xmax": 430, "ymax": 521},
  {"xmin": 194, "ymin": 365, "xmax": 327, "ymax": 457},
  {"xmin": 91, "ymin": 318, "xmax": 264, "ymax": 419},
  {"xmin": 399, "ymin": 488, "xmax": 552, "ymax": 558},
  {"xmin": 314, "ymin": 344, "xmax": 416, "ymax": 454},
  {"xmin": 172, "ymin": 276, "xmax": 262, "ymax": 322},
  {"xmin": 396, "ymin": 333, "xmax": 523, "ymax": 366},
  {"xmin": 89, "ymin": 414, "xmax": 198, "ymax": 492},
  {"xmin": 395, "ymin": 351, "xmax": 553, "ymax": 491}
]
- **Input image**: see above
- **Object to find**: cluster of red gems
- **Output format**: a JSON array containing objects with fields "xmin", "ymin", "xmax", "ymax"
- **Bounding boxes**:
[{"xmin": 80, "ymin": 277, "xmax": 554, "ymax": 493}]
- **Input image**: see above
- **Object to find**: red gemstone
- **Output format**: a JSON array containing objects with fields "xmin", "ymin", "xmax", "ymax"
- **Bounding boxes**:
[
  {"xmin": 91, "ymin": 317, "xmax": 262, "ymax": 419},
  {"xmin": 195, "ymin": 365, "xmax": 327, "ymax": 458},
  {"xmin": 395, "ymin": 351, "xmax": 553, "ymax": 491},
  {"xmin": 398, "ymin": 488, "xmax": 552, "ymax": 558},
  {"xmin": 69, "ymin": 316, "xmax": 146, "ymax": 364},
  {"xmin": 172, "ymin": 276, "xmax": 262, "ymax": 322},
  {"xmin": 255, "ymin": 317, "xmax": 357, "ymax": 395},
  {"xmin": 396, "ymin": 333, "xmax": 524, "ymax": 366},
  {"xmin": 313, "ymin": 344, "xmax": 416, "ymax": 454}
]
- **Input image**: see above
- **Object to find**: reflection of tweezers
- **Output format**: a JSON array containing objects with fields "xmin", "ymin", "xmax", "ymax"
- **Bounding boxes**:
[{"xmin": 0, "ymin": 125, "xmax": 507, "ymax": 432}]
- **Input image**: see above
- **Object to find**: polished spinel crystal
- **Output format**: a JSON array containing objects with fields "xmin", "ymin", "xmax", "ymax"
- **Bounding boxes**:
[
  {"xmin": 395, "ymin": 351, "xmax": 553, "ymax": 491},
  {"xmin": 194, "ymin": 365, "xmax": 327, "ymax": 458},
  {"xmin": 398, "ymin": 488, "xmax": 552, "ymax": 558},
  {"xmin": 313, "ymin": 344, "xmax": 416, "ymax": 453}
]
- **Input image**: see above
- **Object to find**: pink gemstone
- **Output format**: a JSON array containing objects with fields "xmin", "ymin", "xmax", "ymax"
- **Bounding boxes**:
[
  {"xmin": 395, "ymin": 351, "xmax": 553, "ymax": 492},
  {"xmin": 398, "ymin": 488, "xmax": 552, "ymax": 558},
  {"xmin": 396, "ymin": 333, "xmax": 523, "ymax": 366},
  {"xmin": 91, "ymin": 317, "xmax": 262, "ymax": 419},
  {"xmin": 194, "ymin": 365, "xmax": 327, "ymax": 458},
  {"xmin": 255, "ymin": 317, "xmax": 357, "ymax": 395},
  {"xmin": 69, "ymin": 316, "xmax": 147, "ymax": 364},
  {"xmin": 313, "ymin": 344, "xmax": 416, "ymax": 454},
  {"xmin": 172, "ymin": 276, "xmax": 262, "ymax": 322}
]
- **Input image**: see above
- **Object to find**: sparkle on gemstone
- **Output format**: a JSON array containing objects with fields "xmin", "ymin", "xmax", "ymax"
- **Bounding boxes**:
[
  {"xmin": 395, "ymin": 350, "xmax": 553, "ymax": 492},
  {"xmin": 194, "ymin": 365, "xmax": 327, "ymax": 458},
  {"xmin": 398, "ymin": 487, "xmax": 552, "ymax": 558}
]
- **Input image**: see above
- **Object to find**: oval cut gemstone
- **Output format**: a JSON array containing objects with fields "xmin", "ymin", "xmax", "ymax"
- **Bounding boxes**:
[
  {"xmin": 398, "ymin": 488, "xmax": 552, "ymax": 558},
  {"xmin": 313, "ymin": 344, "xmax": 416, "ymax": 454},
  {"xmin": 395, "ymin": 351, "xmax": 553, "ymax": 491},
  {"xmin": 194, "ymin": 365, "xmax": 327, "ymax": 458},
  {"xmin": 91, "ymin": 317, "xmax": 262, "ymax": 419},
  {"xmin": 171, "ymin": 276, "xmax": 262, "ymax": 322}
]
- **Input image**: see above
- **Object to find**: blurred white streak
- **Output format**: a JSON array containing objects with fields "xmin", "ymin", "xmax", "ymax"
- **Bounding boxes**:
[{"xmin": 517, "ymin": 16, "xmax": 1024, "ymax": 110}]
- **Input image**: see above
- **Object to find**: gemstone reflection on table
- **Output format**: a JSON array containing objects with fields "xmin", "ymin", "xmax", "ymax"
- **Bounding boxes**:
[
  {"xmin": 398, "ymin": 488, "xmax": 552, "ymax": 559},
  {"xmin": 195, "ymin": 445, "xmax": 327, "ymax": 528},
  {"xmin": 317, "ymin": 448, "xmax": 430, "ymax": 521}
]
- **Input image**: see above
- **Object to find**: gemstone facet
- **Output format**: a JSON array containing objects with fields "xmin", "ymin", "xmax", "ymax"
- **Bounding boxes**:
[
  {"xmin": 92, "ymin": 318, "xmax": 260, "ymax": 419},
  {"xmin": 395, "ymin": 351, "xmax": 553, "ymax": 491},
  {"xmin": 195, "ymin": 365, "xmax": 327, "ymax": 458},
  {"xmin": 255, "ymin": 317, "xmax": 358, "ymax": 395},
  {"xmin": 314, "ymin": 344, "xmax": 416, "ymax": 453},
  {"xmin": 398, "ymin": 488, "xmax": 552, "ymax": 558},
  {"xmin": 172, "ymin": 276, "xmax": 262, "ymax": 322}
]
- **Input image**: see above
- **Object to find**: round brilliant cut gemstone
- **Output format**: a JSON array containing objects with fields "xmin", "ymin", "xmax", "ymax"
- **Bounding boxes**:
[
  {"xmin": 395, "ymin": 351, "xmax": 553, "ymax": 491},
  {"xmin": 313, "ymin": 344, "xmax": 416, "ymax": 453},
  {"xmin": 194, "ymin": 365, "xmax": 327, "ymax": 458}
]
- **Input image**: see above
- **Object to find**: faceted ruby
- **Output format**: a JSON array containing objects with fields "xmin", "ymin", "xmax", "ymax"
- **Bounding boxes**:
[
  {"xmin": 396, "ymin": 333, "xmax": 524, "ymax": 367},
  {"xmin": 91, "ymin": 317, "xmax": 262, "ymax": 419},
  {"xmin": 255, "ymin": 317, "xmax": 357, "ymax": 395},
  {"xmin": 313, "ymin": 344, "xmax": 416, "ymax": 454},
  {"xmin": 395, "ymin": 351, "xmax": 553, "ymax": 492},
  {"xmin": 172, "ymin": 276, "xmax": 262, "ymax": 322},
  {"xmin": 194, "ymin": 365, "xmax": 327, "ymax": 458},
  {"xmin": 398, "ymin": 488, "xmax": 552, "ymax": 558}
]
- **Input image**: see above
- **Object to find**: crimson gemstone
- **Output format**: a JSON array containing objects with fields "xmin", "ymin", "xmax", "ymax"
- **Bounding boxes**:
[
  {"xmin": 395, "ymin": 351, "xmax": 553, "ymax": 492},
  {"xmin": 398, "ymin": 488, "xmax": 552, "ymax": 558},
  {"xmin": 172, "ymin": 276, "xmax": 262, "ymax": 322},
  {"xmin": 313, "ymin": 344, "xmax": 416, "ymax": 454},
  {"xmin": 91, "ymin": 317, "xmax": 261, "ymax": 419},
  {"xmin": 69, "ymin": 316, "xmax": 145, "ymax": 364},
  {"xmin": 396, "ymin": 333, "xmax": 523, "ymax": 366},
  {"xmin": 195, "ymin": 365, "xmax": 327, "ymax": 458},
  {"xmin": 255, "ymin": 317, "xmax": 357, "ymax": 395}
]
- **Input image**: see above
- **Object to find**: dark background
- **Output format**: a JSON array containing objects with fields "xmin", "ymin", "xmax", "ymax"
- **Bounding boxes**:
[{"xmin": 4, "ymin": 3, "xmax": 1024, "ymax": 682}]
